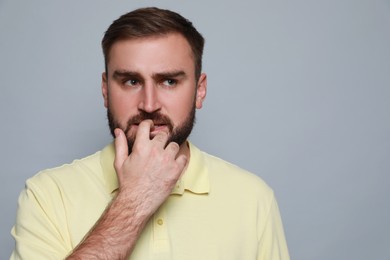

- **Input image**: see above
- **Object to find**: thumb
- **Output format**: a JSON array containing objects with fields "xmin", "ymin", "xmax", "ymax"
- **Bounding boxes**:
[{"xmin": 114, "ymin": 128, "xmax": 129, "ymax": 173}]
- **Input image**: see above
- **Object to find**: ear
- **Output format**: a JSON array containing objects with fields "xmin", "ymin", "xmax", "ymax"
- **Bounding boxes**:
[
  {"xmin": 102, "ymin": 72, "xmax": 108, "ymax": 108},
  {"xmin": 195, "ymin": 73, "xmax": 207, "ymax": 109}
]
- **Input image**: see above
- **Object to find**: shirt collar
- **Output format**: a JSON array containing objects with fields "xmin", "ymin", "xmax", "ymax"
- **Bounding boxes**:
[
  {"xmin": 100, "ymin": 141, "xmax": 210, "ymax": 196},
  {"xmin": 100, "ymin": 143, "xmax": 117, "ymax": 194}
]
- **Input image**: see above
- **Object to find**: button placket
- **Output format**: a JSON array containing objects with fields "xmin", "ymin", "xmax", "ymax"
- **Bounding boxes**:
[{"xmin": 153, "ymin": 207, "xmax": 169, "ymax": 253}]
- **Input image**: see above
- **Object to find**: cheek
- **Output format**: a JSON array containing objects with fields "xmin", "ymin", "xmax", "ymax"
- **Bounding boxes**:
[
  {"xmin": 108, "ymin": 92, "xmax": 137, "ymax": 121},
  {"xmin": 167, "ymin": 93, "xmax": 195, "ymax": 122}
]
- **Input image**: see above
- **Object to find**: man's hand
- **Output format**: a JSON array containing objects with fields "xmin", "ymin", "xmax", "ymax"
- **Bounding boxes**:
[
  {"xmin": 114, "ymin": 119, "xmax": 188, "ymax": 216},
  {"xmin": 67, "ymin": 120, "xmax": 187, "ymax": 259}
]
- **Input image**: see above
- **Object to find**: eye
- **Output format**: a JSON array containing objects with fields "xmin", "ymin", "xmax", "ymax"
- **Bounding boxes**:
[
  {"xmin": 162, "ymin": 79, "xmax": 177, "ymax": 87},
  {"xmin": 124, "ymin": 79, "xmax": 141, "ymax": 87}
]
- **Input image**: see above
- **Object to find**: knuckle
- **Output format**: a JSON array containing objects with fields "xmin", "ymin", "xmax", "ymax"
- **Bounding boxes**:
[
  {"xmin": 114, "ymin": 160, "xmax": 121, "ymax": 169},
  {"xmin": 154, "ymin": 132, "xmax": 168, "ymax": 143},
  {"xmin": 164, "ymin": 143, "xmax": 180, "ymax": 157},
  {"xmin": 167, "ymin": 142, "xmax": 179, "ymax": 151}
]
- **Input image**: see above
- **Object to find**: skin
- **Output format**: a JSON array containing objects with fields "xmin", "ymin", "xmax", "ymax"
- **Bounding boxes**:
[
  {"xmin": 67, "ymin": 33, "xmax": 207, "ymax": 259},
  {"xmin": 104, "ymin": 34, "xmax": 206, "ymax": 151}
]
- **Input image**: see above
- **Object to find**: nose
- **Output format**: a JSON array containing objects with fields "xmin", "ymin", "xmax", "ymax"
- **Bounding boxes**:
[{"xmin": 138, "ymin": 82, "xmax": 161, "ymax": 113}]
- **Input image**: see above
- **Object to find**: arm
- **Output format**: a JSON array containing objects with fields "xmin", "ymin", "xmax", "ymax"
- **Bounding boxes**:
[
  {"xmin": 67, "ymin": 120, "xmax": 187, "ymax": 259},
  {"xmin": 257, "ymin": 194, "xmax": 290, "ymax": 260}
]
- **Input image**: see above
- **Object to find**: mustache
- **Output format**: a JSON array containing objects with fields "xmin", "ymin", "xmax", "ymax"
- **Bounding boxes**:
[{"xmin": 124, "ymin": 111, "xmax": 174, "ymax": 133}]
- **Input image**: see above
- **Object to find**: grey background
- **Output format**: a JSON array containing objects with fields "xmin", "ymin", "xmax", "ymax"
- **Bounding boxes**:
[{"xmin": 1, "ymin": 0, "xmax": 389, "ymax": 259}]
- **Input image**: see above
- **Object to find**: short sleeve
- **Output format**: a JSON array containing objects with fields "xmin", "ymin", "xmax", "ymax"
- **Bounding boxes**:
[
  {"xmin": 10, "ymin": 177, "xmax": 72, "ymax": 259},
  {"xmin": 257, "ymin": 194, "xmax": 290, "ymax": 260}
]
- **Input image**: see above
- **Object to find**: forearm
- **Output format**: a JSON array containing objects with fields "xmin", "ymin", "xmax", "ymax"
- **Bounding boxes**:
[{"xmin": 66, "ymin": 190, "xmax": 152, "ymax": 259}]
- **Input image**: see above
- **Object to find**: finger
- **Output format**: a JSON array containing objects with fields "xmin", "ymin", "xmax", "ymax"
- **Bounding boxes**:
[
  {"xmin": 134, "ymin": 120, "xmax": 153, "ymax": 145},
  {"xmin": 152, "ymin": 131, "xmax": 169, "ymax": 146},
  {"xmin": 175, "ymin": 154, "xmax": 188, "ymax": 176},
  {"xmin": 165, "ymin": 141, "xmax": 180, "ymax": 156},
  {"xmin": 114, "ymin": 128, "xmax": 128, "ymax": 172}
]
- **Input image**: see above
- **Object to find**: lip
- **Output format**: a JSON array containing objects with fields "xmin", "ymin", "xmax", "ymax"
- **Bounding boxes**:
[
  {"xmin": 150, "ymin": 124, "xmax": 169, "ymax": 136},
  {"xmin": 130, "ymin": 123, "xmax": 169, "ymax": 136}
]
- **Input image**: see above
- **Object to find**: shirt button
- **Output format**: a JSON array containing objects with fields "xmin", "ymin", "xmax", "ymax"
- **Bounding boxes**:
[{"xmin": 157, "ymin": 219, "xmax": 164, "ymax": 225}]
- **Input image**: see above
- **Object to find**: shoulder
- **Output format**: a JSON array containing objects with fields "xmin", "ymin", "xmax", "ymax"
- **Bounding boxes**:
[
  {"xmin": 195, "ymin": 148, "xmax": 279, "ymax": 230},
  {"xmin": 197, "ymin": 148, "xmax": 274, "ymax": 202},
  {"xmin": 25, "ymin": 150, "xmax": 103, "ymax": 193},
  {"xmin": 205, "ymin": 152, "xmax": 270, "ymax": 185}
]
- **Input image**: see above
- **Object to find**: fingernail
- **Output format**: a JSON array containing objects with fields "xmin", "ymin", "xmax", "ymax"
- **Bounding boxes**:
[{"xmin": 114, "ymin": 128, "xmax": 120, "ymax": 137}]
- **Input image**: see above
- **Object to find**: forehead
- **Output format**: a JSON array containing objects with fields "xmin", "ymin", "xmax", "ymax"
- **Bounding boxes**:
[{"xmin": 107, "ymin": 33, "xmax": 195, "ymax": 74}]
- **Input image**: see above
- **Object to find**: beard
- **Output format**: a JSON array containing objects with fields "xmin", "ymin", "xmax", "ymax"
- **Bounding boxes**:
[{"xmin": 107, "ymin": 103, "xmax": 196, "ymax": 154}]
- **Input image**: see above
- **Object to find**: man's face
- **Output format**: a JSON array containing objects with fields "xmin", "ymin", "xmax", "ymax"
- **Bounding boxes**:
[{"xmin": 102, "ymin": 33, "xmax": 207, "ymax": 152}]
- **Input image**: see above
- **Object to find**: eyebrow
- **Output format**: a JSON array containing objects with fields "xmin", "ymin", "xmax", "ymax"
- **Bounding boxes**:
[
  {"xmin": 112, "ymin": 70, "xmax": 187, "ymax": 81},
  {"xmin": 153, "ymin": 70, "xmax": 186, "ymax": 79},
  {"xmin": 112, "ymin": 70, "xmax": 140, "ymax": 80}
]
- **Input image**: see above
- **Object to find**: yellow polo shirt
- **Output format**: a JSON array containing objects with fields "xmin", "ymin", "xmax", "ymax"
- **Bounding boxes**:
[{"xmin": 11, "ymin": 142, "xmax": 289, "ymax": 259}]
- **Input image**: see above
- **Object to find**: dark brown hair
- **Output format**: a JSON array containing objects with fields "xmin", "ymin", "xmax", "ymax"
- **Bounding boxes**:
[{"xmin": 102, "ymin": 7, "xmax": 205, "ymax": 79}]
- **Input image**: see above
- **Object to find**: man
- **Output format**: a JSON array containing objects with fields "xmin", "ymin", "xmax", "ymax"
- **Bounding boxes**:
[{"xmin": 11, "ymin": 7, "xmax": 289, "ymax": 259}]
